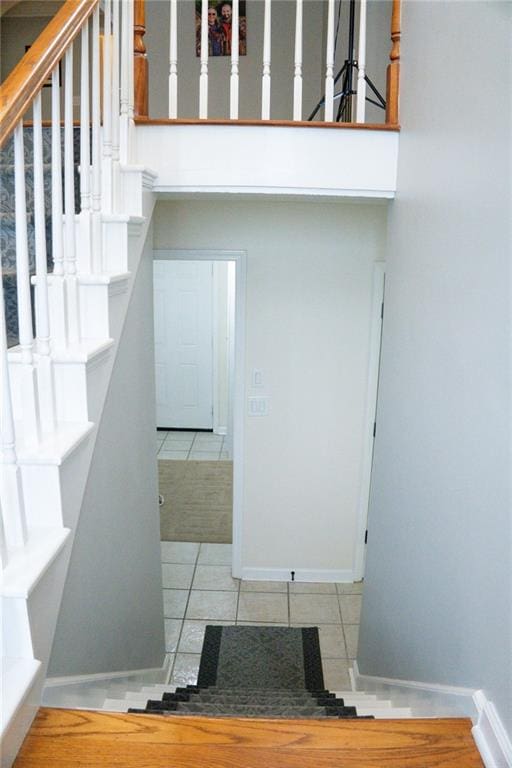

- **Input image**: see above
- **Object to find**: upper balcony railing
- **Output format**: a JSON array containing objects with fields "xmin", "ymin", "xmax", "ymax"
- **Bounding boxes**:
[{"xmin": 133, "ymin": 0, "xmax": 401, "ymax": 127}]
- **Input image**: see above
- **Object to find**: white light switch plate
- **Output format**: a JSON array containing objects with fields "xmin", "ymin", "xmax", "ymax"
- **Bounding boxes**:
[
  {"xmin": 252, "ymin": 369, "xmax": 264, "ymax": 388},
  {"xmin": 248, "ymin": 396, "xmax": 269, "ymax": 416}
]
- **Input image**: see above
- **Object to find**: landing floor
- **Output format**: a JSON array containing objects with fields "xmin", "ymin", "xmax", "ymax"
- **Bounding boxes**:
[{"xmin": 161, "ymin": 542, "xmax": 362, "ymax": 691}]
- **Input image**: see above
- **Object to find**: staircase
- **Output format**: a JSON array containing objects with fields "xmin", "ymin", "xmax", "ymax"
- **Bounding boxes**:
[
  {"xmin": 0, "ymin": 1, "xmax": 156, "ymax": 765},
  {"xmin": 0, "ymin": 3, "xmax": 493, "ymax": 768},
  {"xmin": 106, "ymin": 682, "xmax": 412, "ymax": 719}
]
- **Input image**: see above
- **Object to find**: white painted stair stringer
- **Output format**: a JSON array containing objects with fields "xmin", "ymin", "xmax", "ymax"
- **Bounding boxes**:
[{"xmin": 1, "ymin": 166, "xmax": 157, "ymax": 768}]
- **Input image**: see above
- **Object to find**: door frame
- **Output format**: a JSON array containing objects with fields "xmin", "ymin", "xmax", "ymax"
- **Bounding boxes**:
[
  {"xmin": 153, "ymin": 249, "xmax": 246, "ymax": 579},
  {"xmin": 353, "ymin": 261, "xmax": 386, "ymax": 582}
]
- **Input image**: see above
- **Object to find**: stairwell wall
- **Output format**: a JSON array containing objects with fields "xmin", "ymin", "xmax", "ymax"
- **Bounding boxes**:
[
  {"xmin": 358, "ymin": 0, "xmax": 512, "ymax": 738},
  {"xmin": 48, "ymin": 224, "xmax": 166, "ymax": 677}
]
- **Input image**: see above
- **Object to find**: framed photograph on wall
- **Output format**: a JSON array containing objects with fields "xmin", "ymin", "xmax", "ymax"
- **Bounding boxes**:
[{"xmin": 195, "ymin": 1, "xmax": 247, "ymax": 57}]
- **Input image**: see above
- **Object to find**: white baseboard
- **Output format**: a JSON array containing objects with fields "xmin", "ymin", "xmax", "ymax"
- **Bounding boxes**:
[
  {"xmin": 352, "ymin": 663, "xmax": 512, "ymax": 768},
  {"xmin": 472, "ymin": 691, "xmax": 512, "ymax": 768},
  {"xmin": 352, "ymin": 661, "xmax": 478, "ymax": 718},
  {"xmin": 44, "ymin": 655, "xmax": 172, "ymax": 688},
  {"xmin": 240, "ymin": 567, "xmax": 354, "ymax": 583}
]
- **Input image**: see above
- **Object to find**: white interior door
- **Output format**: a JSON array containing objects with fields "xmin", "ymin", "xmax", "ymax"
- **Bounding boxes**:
[{"xmin": 154, "ymin": 260, "xmax": 214, "ymax": 429}]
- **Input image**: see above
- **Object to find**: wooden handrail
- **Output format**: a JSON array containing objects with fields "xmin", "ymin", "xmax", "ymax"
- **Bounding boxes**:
[
  {"xmin": 134, "ymin": 0, "xmax": 148, "ymax": 117},
  {"xmin": 0, "ymin": 0, "xmax": 99, "ymax": 149},
  {"xmin": 385, "ymin": 0, "xmax": 401, "ymax": 125}
]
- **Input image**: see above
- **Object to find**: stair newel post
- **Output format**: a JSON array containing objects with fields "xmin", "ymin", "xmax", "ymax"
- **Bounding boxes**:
[
  {"xmin": 13, "ymin": 122, "xmax": 41, "ymax": 445},
  {"xmin": 91, "ymin": 6, "xmax": 103, "ymax": 274},
  {"xmin": 261, "ymin": 0, "xmax": 272, "ymax": 119},
  {"xmin": 102, "ymin": 0, "xmax": 113, "ymax": 212},
  {"xmin": 168, "ymin": 0, "xmax": 178, "ymax": 118},
  {"xmin": 199, "ymin": 0, "xmax": 208, "ymax": 119},
  {"xmin": 293, "ymin": 0, "xmax": 303, "ymax": 121},
  {"xmin": 134, "ymin": 0, "xmax": 148, "ymax": 117},
  {"xmin": 111, "ymin": 0, "xmax": 121, "ymax": 210},
  {"xmin": 33, "ymin": 92, "xmax": 57, "ymax": 434},
  {"xmin": 64, "ymin": 45, "xmax": 80, "ymax": 345},
  {"xmin": 0, "ymin": 263, "xmax": 29, "ymax": 552},
  {"xmin": 229, "ymin": 0, "xmax": 239, "ymax": 119},
  {"xmin": 80, "ymin": 19, "xmax": 92, "ymax": 272},
  {"xmin": 386, "ymin": 0, "xmax": 401, "ymax": 125}
]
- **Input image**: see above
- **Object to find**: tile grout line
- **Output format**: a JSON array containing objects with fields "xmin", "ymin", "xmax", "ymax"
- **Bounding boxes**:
[
  {"xmin": 234, "ymin": 573, "xmax": 242, "ymax": 624},
  {"xmin": 165, "ymin": 544, "xmax": 201, "ymax": 683}
]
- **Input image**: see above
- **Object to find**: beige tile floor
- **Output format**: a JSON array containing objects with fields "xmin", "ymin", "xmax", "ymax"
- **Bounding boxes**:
[
  {"xmin": 157, "ymin": 430, "xmax": 230, "ymax": 461},
  {"xmin": 161, "ymin": 541, "xmax": 362, "ymax": 690}
]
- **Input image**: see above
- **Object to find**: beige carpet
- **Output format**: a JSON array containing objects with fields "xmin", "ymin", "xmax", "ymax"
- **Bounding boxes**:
[{"xmin": 159, "ymin": 460, "xmax": 233, "ymax": 544}]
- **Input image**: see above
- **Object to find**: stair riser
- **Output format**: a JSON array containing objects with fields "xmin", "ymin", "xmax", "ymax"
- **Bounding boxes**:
[
  {"xmin": 78, "ymin": 280, "xmax": 129, "ymax": 341},
  {"xmin": 20, "ymin": 435, "xmax": 94, "ymax": 531},
  {"xmin": 1, "ymin": 666, "xmax": 43, "ymax": 768},
  {"xmin": 104, "ymin": 220, "xmax": 129, "ymax": 274},
  {"xmin": 2, "ymin": 599, "xmax": 32, "ymax": 658},
  {"xmin": 52, "ymin": 350, "xmax": 113, "ymax": 424},
  {"xmin": 119, "ymin": 167, "xmax": 157, "ymax": 218},
  {"xmin": 2, "ymin": 541, "xmax": 71, "ymax": 662}
]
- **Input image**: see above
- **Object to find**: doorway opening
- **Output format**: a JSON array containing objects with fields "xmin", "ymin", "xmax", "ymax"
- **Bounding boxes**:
[{"xmin": 153, "ymin": 249, "xmax": 245, "ymax": 575}]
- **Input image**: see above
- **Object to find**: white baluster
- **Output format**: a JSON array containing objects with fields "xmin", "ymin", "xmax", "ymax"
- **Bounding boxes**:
[
  {"xmin": 33, "ymin": 93, "xmax": 56, "ymax": 434},
  {"xmin": 64, "ymin": 45, "xmax": 80, "ymax": 344},
  {"xmin": 80, "ymin": 21, "xmax": 91, "ymax": 215},
  {"xmin": 111, "ymin": 0, "xmax": 121, "ymax": 209},
  {"xmin": 199, "ymin": 0, "xmax": 208, "ymax": 118},
  {"xmin": 356, "ymin": 0, "xmax": 367, "ymax": 123},
  {"xmin": 169, "ymin": 0, "xmax": 178, "ymax": 118},
  {"xmin": 92, "ymin": 6, "xmax": 103, "ymax": 273},
  {"xmin": 128, "ymin": 0, "xmax": 134, "ymax": 132},
  {"xmin": 0, "ymin": 515, "xmax": 8, "ymax": 568},
  {"xmin": 0, "ymin": 270, "xmax": 28, "ymax": 550},
  {"xmin": 120, "ymin": 0, "xmax": 130, "ymax": 162},
  {"xmin": 102, "ymin": 0, "xmax": 113, "ymax": 210},
  {"xmin": 14, "ymin": 123, "xmax": 40, "ymax": 443},
  {"xmin": 230, "ymin": 0, "xmax": 239, "ymax": 119},
  {"xmin": 324, "ymin": 0, "xmax": 335, "ymax": 121},
  {"xmin": 293, "ymin": 0, "xmax": 303, "ymax": 120},
  {"xmin": 51, "ymin": 66, "xmax": 64, "ymax": 278},
  {"xmin": 261, "ymin": 0, "xmax": 271, "ymax": 119},
  {"xmin": 50, "ymin": 64, "xmax": 68, "ymax": 350},
  {"xmin": 80, "ymin": 19, "xmax": 92, "ymax": 273},
  {"xmin": 64, "ymin": 46, "xmax": 76, "ymax": 278}
]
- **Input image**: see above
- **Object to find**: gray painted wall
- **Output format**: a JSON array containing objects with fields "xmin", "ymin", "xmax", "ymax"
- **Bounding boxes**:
[
  {"xmin": 49, "ymin": 228, "xmax": 165, "ymax": 676},
  {"xmin": 358, "ymin": 0, "xmax": 511, "ymax": 736}
]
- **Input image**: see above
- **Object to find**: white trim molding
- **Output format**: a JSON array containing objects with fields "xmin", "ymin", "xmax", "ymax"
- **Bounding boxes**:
[
  {"xmin": 44, "ymin": 656, "xmax": 173, "ymax": 689},
  {"xmin": 241, "ymin": 567, "xmax": 355, "ymax": 583},
  {"xmin": 472, "ymin": 691, "xmax": 512, "ymax": 768},
  {"xmin": 153, "ymin": 249, "xmax": 246, "ymax": 580},
  {"xmin": 352, "ymin": 662, "xmax": 512, "ymax": 767},
  {"xmin": 352, "ymin": 661, "xmax": 478, "ymax": 718},
  {"xmin": 136, "ymin": 124, "xmax": 399, "ymax": 200}
]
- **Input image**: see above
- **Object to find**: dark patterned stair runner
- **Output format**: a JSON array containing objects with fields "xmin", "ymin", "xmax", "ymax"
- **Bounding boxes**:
[{"xmin": 128, "ymin": 626, "xmax": 372, "ymax": 720}]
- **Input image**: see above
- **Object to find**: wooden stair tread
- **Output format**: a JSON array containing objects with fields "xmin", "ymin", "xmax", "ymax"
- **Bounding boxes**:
[{"xmin": 14, "ymin": 708, "xmax": 484, "ymax": 767}]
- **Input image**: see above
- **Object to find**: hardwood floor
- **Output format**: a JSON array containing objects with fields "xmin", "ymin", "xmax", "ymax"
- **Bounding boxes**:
[{"xmin": 14, "ymin": 708, "xmax": 484, "ymax": 767}]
